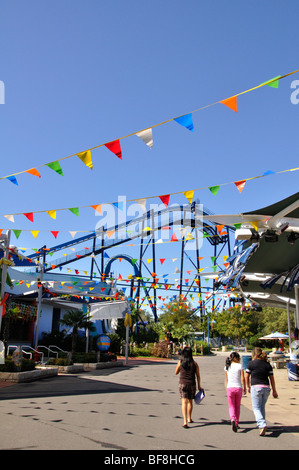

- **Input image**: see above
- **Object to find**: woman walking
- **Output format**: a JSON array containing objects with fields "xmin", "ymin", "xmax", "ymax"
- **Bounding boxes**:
[
  {"xmin": 245, "ymin": 347, "xmax": 278, "ymax": 436},
  {"xmin": 175, "ymin": 347, "xmax": 202, "ymax": 428},
  {"xmin": 224, "ymin": 352, "xmax": 246, "ymax": 432}
]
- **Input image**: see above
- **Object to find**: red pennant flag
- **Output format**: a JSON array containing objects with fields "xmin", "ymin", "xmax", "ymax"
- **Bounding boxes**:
[
  {"xmin": 234, "ymin": 180, "xmax": 246, "ymax": 193},
  {"xmin": 24, "ymin": 212, "xmax": 34, "ymax": 222},
  {"xmin": 220, "ymin": 96, "xmax": 237, "ymax": 112},
  {"xmin": 51, "ymin": 231, "xmax": 59, "ymax": 238},
  {"xmin": 160, "ymin": 259, "xmax": 166, "ymax": 264},
  {"xmin": 171, "ymin": 232, "xmax": 178, "ymax": 242},
  {"xmin": 105, "ymin": 139, "xmax": 122, "ymax": 160},
  {"xmin": 159, "ymin": 194, "xmax": 170, "ymax": 207},
  {"xmin": 75, "ymin": 269, "xmax": 79, "ymax": 274}
]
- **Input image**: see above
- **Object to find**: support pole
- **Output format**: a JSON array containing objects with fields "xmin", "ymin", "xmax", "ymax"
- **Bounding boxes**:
[
  {"xmin": 0, "ymin": 230, "xmax": 11, "ymax": 334},
  {"xmin": 295, "ymin": 285, "xmax": 299, "ymax": 328},
  {"xmin": 286, "ymin": 299, "xmax": 292, "ymax": 354},
  {"xmin": 125, "ymin": 322, "xmax": 129, "ymax": 365}
]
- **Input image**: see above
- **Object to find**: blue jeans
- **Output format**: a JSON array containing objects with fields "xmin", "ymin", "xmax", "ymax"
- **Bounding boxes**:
[{"xmin": 251, "ymin": 386, "xmax": 270, "ymax": 428}]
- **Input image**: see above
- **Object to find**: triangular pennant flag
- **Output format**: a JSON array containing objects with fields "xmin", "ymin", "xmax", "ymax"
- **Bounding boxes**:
[
  {"xmin": 105, "ymin": 139, "xmax": 122, "ymax": 160},
  {"xmin": 160, "ymin": 259, "xmax": 166, "ymax": 265},
  {"xmin": 147, "ymin": 259, "xmax": 153, "ymax": 264},
  {"xmin": 107, "ymin": 230, "xmax": 115, "ymax": 238},
  {"xmin": 261, "ymin": 75, "xmax": 281, "ymax": 89},
  {"xmin": 91, "ymin": 204, "xmax": 102, "ymax": 214},
  {"xmin": 46, "ymin": 161, "xmax": 64, "ymax": 176},
  {"xmin": 186, "ymin": 232, "xmax": 194, "ymax": 241},
  {"xmin": 77, "ymin": 150, "xmax": 93, "ymax": 170},
  {"xmin": 171, "ymin": 232, "xmax": 178, "ymax": 242},
  {"xmin": 69, "ymin": 208, "xmax": 79, "ymax": 216},
  {"xmin": 174, "ymin": 113, "xmax": 194, "ymax": 131},
  {"xmin": 69, "ymin": 231, "xmax": 77, "ymax": 238},
  {"xmin": 13, "ymin": 230, "xmax": 22, "ymax": 239},
  {"xmin": 4, "ymin": 215, "xmax": 14, "ymax": 223},
  {"xmin": 183, "ymin": 190, "xmax": 194, "ymax": 204},
  {"xmin": 26, "ymin": 168, "xmax": 41, "ymax": 178},
  {"xmin": 220, "ymin": 96, "xmax": 237, "ymax": 112},
  {"xmin": 159, "ymin": 194, "xmax": 170, "ymax": 208},
  {"xmin": 112, "ymin": 202, "xmax": 124, "ymax": 211},
  {"xmin": 47, "ymin": 210, "xmax": 56, "ymax": 219},
  {"xmin": 136, "ymin": 128, "xmax": 153, "ymax": 149},
  {"xmin": 51, "ymin": 231, "xmax": 59, "ymax": 239},
  {"xmin": 234, "ymin": 180, "xmax": 246, "ymax": 193},
  {"xmin": 24, "ymin": 212, "xmax": 34, "ymax": 222},
  {"xmin": 234, "ymin": 223, "xmax": 242, "ymax": 229},
  {"xmin": 31, "ymin": 230, "xmax": 39, "ymax": 239},
  {"xmin": 131, "ymin": 259, "xmax": 138, "ymax": 265},
  {"xmin": 6, "ymin": 176, "xmax": 18, "ymax": 185},
  {"xmin": 135, "ymin": 198, "xmax": 147, "ymax": 211},
  {"xmin": 209, "ymin": 185, "xmax": 220, "ymax": 196},
  {"xmin": 250, "ymin": 221, "xmax": 259, "ymax": 231}
]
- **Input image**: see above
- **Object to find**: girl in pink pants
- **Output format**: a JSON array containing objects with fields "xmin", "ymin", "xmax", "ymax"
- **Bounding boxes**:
[{"xmin": 224, "ymin": 352, "xmax": 246, "ymax": 432}]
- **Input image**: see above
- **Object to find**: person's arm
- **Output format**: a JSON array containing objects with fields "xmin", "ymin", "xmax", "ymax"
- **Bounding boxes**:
[
  {"xmin": 245, "ymin": 372, "xmax": 251, "ymax": 393},
  {"xmin": 269, "ymin": 374, "xmax": 278, "ymax": 398},
  {"xmin": 175, "ymin": 360, "xmax": 181, "ymax": 375},
  {"xmin": 195, "ymin": 362, "xmax": 201, "ymax": 390},
  {"xmin": 241, "ymin": 369, "xmax": 246, "ymax": 395},
  {"xmin": 225, "ymin": 370, "xmax": 228, "ymax": 388}
]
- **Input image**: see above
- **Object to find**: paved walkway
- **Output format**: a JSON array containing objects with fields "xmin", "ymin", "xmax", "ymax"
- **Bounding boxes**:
[{"xmin": 0, "ymin": 353, "xmax": 298, "ymax": 451}]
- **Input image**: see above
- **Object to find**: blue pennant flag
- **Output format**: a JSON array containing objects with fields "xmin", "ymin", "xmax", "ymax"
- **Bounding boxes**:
[
  {"xmin": 174, "ymin": 113, "xmax": 194, "ymax": 132},
  {"xmin": 6, "ymin": 175, "xmax": 18, "ymax": 185}
]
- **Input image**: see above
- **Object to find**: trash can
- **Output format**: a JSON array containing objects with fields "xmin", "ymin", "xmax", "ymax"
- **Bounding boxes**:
[{"xmin": 242, "ymin": 355, "xmax": 251, "ymax": 370}]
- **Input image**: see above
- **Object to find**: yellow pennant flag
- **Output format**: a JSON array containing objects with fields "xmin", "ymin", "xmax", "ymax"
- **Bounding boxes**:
[
  {"xmin": 31, "ymin": 231, "xmax": 39, "ymax": 239},
  {"xmin": 251, "ymin": 221, "xmax": 259, "ymax": 231},
  {"xmin": 183, "ymin": 190, "xmax": 194, "ymax": 204},
  {"xmin": 77, "ymin": 150, "xmax": 93, "ymax": 170},
  {"xmin": 47, "ymin": 210, "xmax": 56, "ymax": 219}
]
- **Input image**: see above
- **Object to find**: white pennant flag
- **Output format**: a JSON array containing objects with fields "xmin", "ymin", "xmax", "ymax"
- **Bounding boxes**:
[
  {"xmin": 69, "ymin": 231, "xmax": 77, "ymax": 238},
  {"xmin": 135, "ymin": 198, "xmax": 147, "ymax": 212},
  {"xmin": 4, "ymin": 214, "xmax": 15, "ymax": 223},
  {"xmin": 136, "ymin": 128, "xmax": 153, "ymax": 149}
]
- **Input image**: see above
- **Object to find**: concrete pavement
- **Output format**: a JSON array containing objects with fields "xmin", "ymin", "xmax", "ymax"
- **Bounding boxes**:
[{"xmin": 0, "ymin": 353, "xmax": 298, "ymax": 451}]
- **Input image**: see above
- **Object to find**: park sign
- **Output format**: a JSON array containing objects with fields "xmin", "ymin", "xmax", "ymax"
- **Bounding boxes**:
[{"xmin": 96, "ymin": 334, "xmax": 111, "ymax": 352}]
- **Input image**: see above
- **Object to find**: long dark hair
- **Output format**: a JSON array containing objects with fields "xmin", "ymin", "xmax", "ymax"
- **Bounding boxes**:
[
  {"xmin": 181, "ymin": 347, "xmax": 194, "ymax": 370},
  {"xmin": 225, "ymin": 351, "xmax": 240, "ymax": 370}
]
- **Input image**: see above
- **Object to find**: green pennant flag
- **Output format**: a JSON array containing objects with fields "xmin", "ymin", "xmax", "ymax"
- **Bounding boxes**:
[
  {"xmin": 131, "ymin": 259, "xmax": 138, "ymax": 265},
  {"xmin": 261, "ymin": 75, "xmax": 281, "ymax": 88},
  {"xmin": 13, "ymin": 230, "xmax": 22, "ymax": 239},
  {"xmin": 203, "ymin": 231, "xmax": 209, "ymax": 238},
  {"xmin": 209, "ymin": 186, "xmax": 220, "ymax": 196},
  {"xmin": 46, "ymin": 161, "xmax": 64, "ymax": 176},
  {"xmin": 212, "ymin": 266, "xmax": 217, "ymax": 272},
  {"xmin": 69, "ymin": 207, "xmax": 79, "ymax": 216},
  {"xmin": 211, "ymin": 256, "xmax": 217, "ymax": 263},
  {"xmin": 234, "ymin": 223, "xmax": 242, "ymax": 229}
]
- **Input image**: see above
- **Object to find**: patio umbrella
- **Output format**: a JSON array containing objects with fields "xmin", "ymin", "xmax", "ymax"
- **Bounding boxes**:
[{"xmin": 259, "ymin": 331, "xmax": 289, "ymax": 340}]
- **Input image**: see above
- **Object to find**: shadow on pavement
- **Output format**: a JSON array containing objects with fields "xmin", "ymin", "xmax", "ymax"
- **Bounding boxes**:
[{"xmin": 0, "ymin": 374, "xmax": 152, "ymax": 401}]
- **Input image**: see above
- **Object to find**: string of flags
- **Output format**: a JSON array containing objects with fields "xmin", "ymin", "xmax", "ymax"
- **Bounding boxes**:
[
  {"xmin": 1, "ymin": 69, "xmax": 298, "ymax": 187},
  {"xmin": 2, "ymin": 158, "xmax": 299, "ymax": 227}
]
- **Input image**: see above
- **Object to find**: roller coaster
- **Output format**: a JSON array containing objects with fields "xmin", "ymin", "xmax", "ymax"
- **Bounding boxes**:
[{"xmin": 4, "ymin": 202, "xmax": 234, "ymax": 321}]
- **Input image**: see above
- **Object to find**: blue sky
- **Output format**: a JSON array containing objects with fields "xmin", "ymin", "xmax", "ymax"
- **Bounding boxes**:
[{"xmin": 1, "ymin": 1, "xmax": 299, "ymax": 312}]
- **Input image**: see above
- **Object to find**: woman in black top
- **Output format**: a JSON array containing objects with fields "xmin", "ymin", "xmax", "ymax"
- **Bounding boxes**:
[
  {"xmin": 175, "ymin": 347, "xmax": 201, "ymax": 428},
  {"xmin": 245, "ymin": 347, "xmax": 278, "ymax": 436}
]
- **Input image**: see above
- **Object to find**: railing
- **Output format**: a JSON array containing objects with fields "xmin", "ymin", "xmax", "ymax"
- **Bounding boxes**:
[
  {"xmin": 7, "ymin": 345, "xmax": 44, "ymax": 363},
  {"xmin": 37, "ymin": 345, "xmax": 59, "ymax": 360}
]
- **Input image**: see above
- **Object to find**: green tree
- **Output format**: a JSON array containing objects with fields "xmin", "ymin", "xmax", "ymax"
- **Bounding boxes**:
[
  {"xmin": 59, "ymin": 310, "xmax": 96, "ymax": 355},
  {"xmin": 215, "ymin": 306, "xmax": 256, "ymax": 346},
  {"xmin": 159, "ymin": 298, "xmax": 198, "ymax": 328}
]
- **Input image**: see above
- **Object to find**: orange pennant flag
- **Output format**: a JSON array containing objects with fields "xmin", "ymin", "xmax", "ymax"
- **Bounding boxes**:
[
  {"xmin": 26, "ymin": 168, "xmax": 41, "ymax": 178},
  {"xmin": 220, "ymin": 96, "xmax": 237, "ymax": 112},
  {"xmin": 234, "ymin": 180, "xmax": 246, "ymax": 193},
  {"xmin": 91, "ymin": 204, "xmax": 102, "ymax": 214},
  {"xmin": 171, "ymin": 232, "xmax": 178, "ymax": 242}
]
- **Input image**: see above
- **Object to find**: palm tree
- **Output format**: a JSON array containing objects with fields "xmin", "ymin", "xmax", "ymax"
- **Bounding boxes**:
[{"xmin": 59, "ymin": 309, "xmax": 96, "ymax": 356}]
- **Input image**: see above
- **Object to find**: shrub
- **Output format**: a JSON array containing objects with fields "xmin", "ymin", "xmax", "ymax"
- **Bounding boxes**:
[
  {"xmin": 151, "ymin": 341, "xmax": 170, "ymax": 358},
  {"xmin": 0, "ymin": 358, "xmax": 35, "ymax": 372}
]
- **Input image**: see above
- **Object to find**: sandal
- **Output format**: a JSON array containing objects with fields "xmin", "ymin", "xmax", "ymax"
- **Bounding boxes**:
[{"xmin": 182, "ymin": 424, "xmax": 189, "ymax": 429}]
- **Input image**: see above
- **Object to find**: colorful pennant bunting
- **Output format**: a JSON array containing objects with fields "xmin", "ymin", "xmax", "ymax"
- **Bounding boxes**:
[
  {"xmin": 105, "ymin": 140, "xmax": 122, "ymax": 160},
  {"xmin": 136, "ymin": 128, "xmax": 153, "ymax": 149},
  {"xmin": 77, "ymin": 150, "xmax": 93, "ymax": 170},
  {"xmin": 174, "ymin": 113, "xmax": 194, "ymax": 131}
]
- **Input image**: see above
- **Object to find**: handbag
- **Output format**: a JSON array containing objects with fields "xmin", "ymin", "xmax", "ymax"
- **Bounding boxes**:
[{"xmin": 194, "ymin": 388, "xmax": 205, "ymax": 405}]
